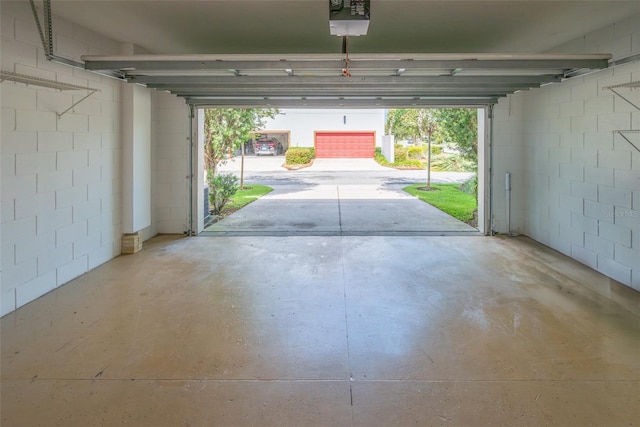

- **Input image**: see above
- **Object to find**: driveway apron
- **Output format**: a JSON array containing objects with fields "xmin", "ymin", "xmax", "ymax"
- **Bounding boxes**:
[{"xmin": 204, "ymin": 158, "xmax": 478, "ymax": 235}]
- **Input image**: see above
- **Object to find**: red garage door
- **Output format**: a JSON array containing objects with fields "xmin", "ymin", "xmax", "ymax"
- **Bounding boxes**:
[{"xmin": 314, "ymin": 131, "xmax": 375, "ymax": 158}]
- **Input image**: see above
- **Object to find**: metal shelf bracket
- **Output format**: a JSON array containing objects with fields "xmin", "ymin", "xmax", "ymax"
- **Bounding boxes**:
[
  {"xmin": 604, "ymin": 80, "xmax": 640, "ymax": 111},
  {"xmin": 604, "ymin": 81, "xmax": 640, "ymax": 153},
  {"xmin": 1, "ymin": 70, "xmax": 101, "ymax": 118},
  {"xmin": 613, "ymin": 130, "xmax": 640, "ymax": 154},
  {"xmin": 56, "ymin": 89, "xmax": 99, "ymax": 118}
]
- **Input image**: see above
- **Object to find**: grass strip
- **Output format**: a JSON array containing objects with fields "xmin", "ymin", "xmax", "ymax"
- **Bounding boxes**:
[
  {"xmin": 403, "ymin": 183, "xmax": 477, "ymax": 223},
  {"xmin": 221, "ymin": 184, "xmax": 273, "ymax": 215}
]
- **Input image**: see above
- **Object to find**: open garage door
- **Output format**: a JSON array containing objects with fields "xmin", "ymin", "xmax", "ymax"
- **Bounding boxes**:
[{"xmin": 315, "ymin": 131, "xmax": 375, "ymax": 158}]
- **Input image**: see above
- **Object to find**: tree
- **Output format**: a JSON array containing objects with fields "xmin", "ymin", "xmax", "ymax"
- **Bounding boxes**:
[
  {"xmin": 386, "ymin": 109, "xmax": 418, "ymax": 140},
  {"xmin": 204, "ymin": 108, "xmax": 278, "ymax": 175},
  {"xmin": 433, "ymin": 108, "xmax": 478, "ymax": 163},
  {"xmin": 415, "ymin": 109, "xmax": 438, "ymax": 190},
  {"xmin": 203, "ymin": 108, "xmax": 278, "ymax": 195},
  {"xmin": 385, "ymin": 108, "xmax": 438, "ymax": 189}
]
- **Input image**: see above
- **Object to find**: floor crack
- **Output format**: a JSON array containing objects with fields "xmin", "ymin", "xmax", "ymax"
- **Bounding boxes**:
[{"xmin": 349, "ymin": 382, "xmax": 354, "ymax": 406}]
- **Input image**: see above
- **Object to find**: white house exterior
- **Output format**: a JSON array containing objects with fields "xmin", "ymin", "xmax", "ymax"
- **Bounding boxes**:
[{"xmin": 262, "ymin": 109, "xmax": 386, "ymax": 157}]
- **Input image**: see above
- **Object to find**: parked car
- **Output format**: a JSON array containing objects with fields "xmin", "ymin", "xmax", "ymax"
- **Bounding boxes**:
[{"xmin": 254, "ymin": 139, "xmax": 283, "ymax": 156}]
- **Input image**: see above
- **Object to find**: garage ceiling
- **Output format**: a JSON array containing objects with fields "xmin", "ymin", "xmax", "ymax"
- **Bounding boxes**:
[{"xmin": 45, "ymin": 0, "xmax": 639, "ymax": 107}]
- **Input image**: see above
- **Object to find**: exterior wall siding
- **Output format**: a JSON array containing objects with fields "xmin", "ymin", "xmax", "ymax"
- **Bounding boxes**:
[{"xmin": 263, "ymin": 109, "xmax": 386, "ymax": 148}]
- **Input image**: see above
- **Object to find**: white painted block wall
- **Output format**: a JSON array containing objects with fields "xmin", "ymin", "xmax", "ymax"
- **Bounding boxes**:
[
  {"xmin": 122, "ymin": 84, "xmax": 152, "ymax": 234},
  {"xmin": 263, "ymin": 109, "xmax": 386, "ymax": 148},
  {"xmin": 493, "ymin": 14, "xmax": 640, "ymax": 291},
  {"xmin": 151, "ymin": 92, "xmax": 191, "ymax": 235},
  {"xmin": 0, "ymin": 2, "xmax": 126, "ymax": 315},
  {"xmin": 1, "ymin": 3, "xmax": 191, "ymax": 315}
]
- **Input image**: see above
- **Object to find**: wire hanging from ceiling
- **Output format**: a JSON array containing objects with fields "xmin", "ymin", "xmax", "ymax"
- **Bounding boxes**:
[{"xmin": 342, "ymin": 36, "xmax": 351, "ymax": 78}]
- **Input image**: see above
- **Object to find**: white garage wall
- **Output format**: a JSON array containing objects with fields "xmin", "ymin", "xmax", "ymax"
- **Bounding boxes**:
[
  {"xmin": 492, "ymin": 14, "xmax": 640, "ymax": 292},
  {"xmin": 0, "ymin": 2, "xmax": 126, "ymax": 315},
  {"xmin": 151, "ymin": 91, "xmax": 190, "ymax": 235},
  {"xmin": 263, "ymin": 109, "xmax": 386, "ymax": 148},
  {"xmin": 0, "ymin": 3, "xmax": 191, "ymax": 316}
]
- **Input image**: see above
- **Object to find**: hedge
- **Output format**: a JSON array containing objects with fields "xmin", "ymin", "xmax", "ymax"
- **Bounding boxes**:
[{"xmin": 285, "ymin": 147, "xmax": 315, "ymax": 165}]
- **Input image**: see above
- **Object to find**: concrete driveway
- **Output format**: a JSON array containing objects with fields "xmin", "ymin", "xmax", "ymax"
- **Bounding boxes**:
[{"xmin": 206, "ymin": 156, "xmax": 478, "ymax": 236}]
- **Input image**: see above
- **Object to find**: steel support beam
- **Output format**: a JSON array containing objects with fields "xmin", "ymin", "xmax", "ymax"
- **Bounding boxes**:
[
  {"xmin": 130, "ymin": 75, "xmax": 560, "ymax": 86},
  {"xmin": 170, "ymin": 90, "xmax": 525, "ymax": 97},
  {"xmin": 82, "ymin": 53, "xmax": 610, "ymax": 72},
  {"xmin": 184, "ymin": 97, "xmax": 498, "ymax": 108},
  {"xmin": 171, "ymin": 89, "xmax": 513, "ymax": 98}
]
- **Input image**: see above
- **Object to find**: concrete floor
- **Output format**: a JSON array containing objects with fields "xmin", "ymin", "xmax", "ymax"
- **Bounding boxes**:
[{"xmin": 2, "ymin": 234, "xmax": 639, "ymax": 426}]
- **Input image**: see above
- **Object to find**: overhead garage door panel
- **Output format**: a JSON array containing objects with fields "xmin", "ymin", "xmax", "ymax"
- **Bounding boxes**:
[{"xmin": 315, "ymin": 131, "xmax": 375, "ymax": 158}]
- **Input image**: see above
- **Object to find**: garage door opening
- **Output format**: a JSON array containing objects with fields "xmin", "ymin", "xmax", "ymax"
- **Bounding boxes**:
[
  {"xmin": 250, "ymin": 131, "xmax": 290, "ymax": 156},
  {"xmin": 194, "ymin": 107, "xmax": 487, "ymax": 237}
]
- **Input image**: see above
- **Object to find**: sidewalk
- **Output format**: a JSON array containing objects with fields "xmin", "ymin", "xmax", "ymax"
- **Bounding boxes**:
[
  {"xmin": 306, "ymin": 158, "xmax": 388, "ymax": 171},
  {"xmin": 218, "ymin": 156, "xmax": 389, "ymax": 173}
]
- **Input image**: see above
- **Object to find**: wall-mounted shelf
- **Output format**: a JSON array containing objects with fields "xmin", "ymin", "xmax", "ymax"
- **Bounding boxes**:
[
  {"xmin": 604, "ymin": 81, "xmax": 640, "ymax": 153},
  {"xmin": 612, "ymin": 130, "xmax": 640, "ymax": 153},
  {"xmin": 604, "ymin": 80, "xmax": 640, "ymax": 110},
  {"xmin": 0, "ymin": 70, "xmax": 100, "ymax": 118}
]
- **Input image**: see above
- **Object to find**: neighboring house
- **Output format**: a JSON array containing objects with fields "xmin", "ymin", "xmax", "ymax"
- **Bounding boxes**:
[{"xmin": 261, "ymin": 109, "xmax": 386, "ymax": 158}]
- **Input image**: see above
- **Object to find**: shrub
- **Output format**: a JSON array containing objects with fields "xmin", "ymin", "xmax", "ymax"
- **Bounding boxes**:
[
  {"xmin": 459, "ymin": 174, "xmax": 478, "ymax": 196},
  {"xmin": 375, "ymin": 146, "xmax": 430, "ymax": 169},
  {"xmin": 407, "ymin": 146, "xmax": 423, "ymax": 160},
  {"xmin": 429, "ymin": 144, "xmax": 443, "ymax": 155},
  {"xmin": 285, "ymin": 147, "xmax": 315, "ymax": 165},
  {"xmin": 394, "ymin": 146, "xmax": 408, "ymax": 162},
  {"xmin": 374, "ymin": 148, "xmax": 392, "ymax": 167},
  {"xmin": 431, "ymin": 153, "xmax": 476, "ymax": 172},
  {"xmin": 397, "ymin": 159, "xmax": 424, "ymax": 168},
  {"xmin": 208, "ymin": 173, "xmax": 239, "ymax": 215}
]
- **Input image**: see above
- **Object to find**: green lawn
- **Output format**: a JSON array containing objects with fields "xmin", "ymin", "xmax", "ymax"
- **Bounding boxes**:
[
  {"xmin": 403, "ymin": 183, "xmax": 477, "ymax": 223},
  {"xmin": 221, "ymin": 184, "xmax": 272, "ymax": 216}
]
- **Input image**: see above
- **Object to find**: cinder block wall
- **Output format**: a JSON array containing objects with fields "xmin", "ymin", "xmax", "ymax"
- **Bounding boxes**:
[
  {"xmin": 151, "ymin": 91, "xmax": 190, "ymax": 235},
  {"xmin": 1, "ymin": 2, "xmax": 125, "ymax": 315},
  {"xmin": 493, "ymin": 14, "xmax": 640, "ymax": 291},
  {"xmin": 0, "ymin": 3, "xmax": 190, "ymax": 315}
]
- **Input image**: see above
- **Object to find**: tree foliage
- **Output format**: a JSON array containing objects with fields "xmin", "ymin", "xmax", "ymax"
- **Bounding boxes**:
[
  {"xmin": 386, "ymin": 109, "xmax": 437, "ymax": 144},
  {"xmin": 386, "ymin": 109, "xmax": 439, "ymax": 188},
  {"xmin": 386, "ymin": 108, "xmax": 478, "ymax": 164},
  {"xmin": 385, "ymin": 109, "xmax": 417, "ymax": 140},
  {"xmin": 432, "ymin": 108, "xmax": 478, "ymax": 162},
  {"xmin": 203, "ymin": 108, "xmax": 278, "ymax": 176}
]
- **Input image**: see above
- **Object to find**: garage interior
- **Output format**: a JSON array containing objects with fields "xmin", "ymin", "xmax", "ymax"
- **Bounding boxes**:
[{"xmin": 1, "ymin": 1, "xmax": 639, "ymax": 425}]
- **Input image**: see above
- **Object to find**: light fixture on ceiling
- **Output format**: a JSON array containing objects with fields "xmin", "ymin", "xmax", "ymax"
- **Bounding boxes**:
[{"xmin": 329, "ymin": 0, "xmax": 370, "ymax": 37}]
